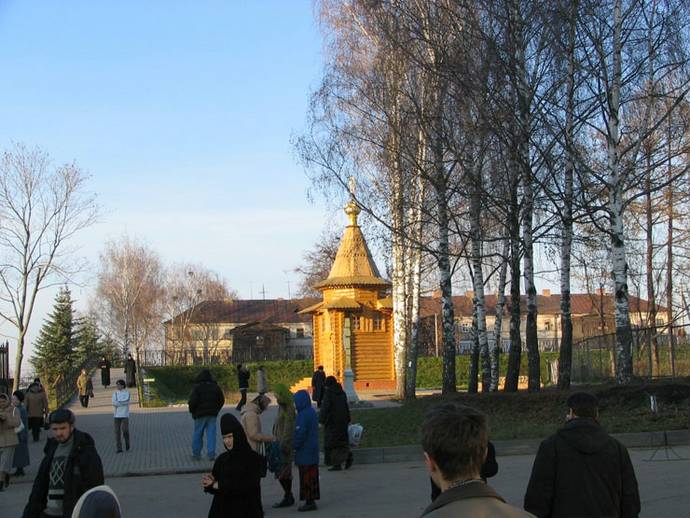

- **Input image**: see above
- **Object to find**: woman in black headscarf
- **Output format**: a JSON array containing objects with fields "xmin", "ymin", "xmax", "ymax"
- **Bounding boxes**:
[
  {"xmin": 202, "ymin": 413, "xmax": 264, "ymax": 518},
  {"xmin": 319, "ymin": 376, "xmax": 352, "ymax": 471}
]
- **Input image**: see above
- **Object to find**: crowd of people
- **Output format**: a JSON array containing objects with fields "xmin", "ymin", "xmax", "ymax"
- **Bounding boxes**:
[{"xmin": 0, "ymin": 359, "xmax": 644, "ymax": 518}]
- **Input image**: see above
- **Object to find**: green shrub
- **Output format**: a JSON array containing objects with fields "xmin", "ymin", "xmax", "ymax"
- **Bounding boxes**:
[
  {"xmin": 415, "ymin": 352, "xmax": 559, "ymax": 389},
  {"xmin": 146, "ymin": 360, "xmax": 313, "ymax": 404}
]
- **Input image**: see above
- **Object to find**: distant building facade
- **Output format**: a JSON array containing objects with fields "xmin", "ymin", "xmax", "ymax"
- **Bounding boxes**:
[{"xmin": 164, "ymin": 291, "xmax": 663, "ymax": 362}]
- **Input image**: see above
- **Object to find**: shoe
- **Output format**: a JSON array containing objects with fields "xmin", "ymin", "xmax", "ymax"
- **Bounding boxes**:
[
  {"xmin": 298, "ymin": 502, "xmax": 317, "ymax": 512},
  {"xmin": 15, "ymin": 468, "xmax": 25, "ymax": 477},
  {"xmin": 191, "ymin": 455, "xmax": 201, "ymax": 461},
  {"xmin": 272, "ymin": 494, "xmax": 295, "ymax": 508},
  {"xmin": 328, "ymin": 465, "xmax": 342, "ymax": 471},
  {"xmin": 116, "ymin": 449, "xmax": 123, "ymax": 454},
  {"xmin": 345, "ymin": 452, "xmax": 353, "ymax": 470}
]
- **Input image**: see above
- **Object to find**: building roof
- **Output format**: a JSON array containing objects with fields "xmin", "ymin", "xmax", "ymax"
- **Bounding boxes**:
[
  {"xmin": 419, "ymin": 292, "xmax": 664, "ymax": 318},
  {"xmin": 166, "ymin": 292, "xmax": 661, "ymax": 326},
  {"xmin": 167, "ymin": 298, "xmax": 319, "ymax": 325},
  {"xmin": 312, "ymin": 201, "xmax": 391, "ymax": 290}
]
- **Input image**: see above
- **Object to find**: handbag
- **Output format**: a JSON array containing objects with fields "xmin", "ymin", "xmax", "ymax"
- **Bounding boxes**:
[
  {"xmin": 267, "ymin": 441, "xmax": 284, "ymax": 474},
  {"xmin": 13, "ymin": 408, "xmax": 25, "ymax": 434},
  {"xmin": 257, "ymin": 441, "xmax": 268, "ymax": 478},
  {"xmin": 348, "ymin": 423, "xmax": 364, "ymax": 447}
]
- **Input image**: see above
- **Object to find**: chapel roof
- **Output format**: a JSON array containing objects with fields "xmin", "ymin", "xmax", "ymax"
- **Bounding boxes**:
[{"xmin": 312, "ymin": 200, "xmax": 391, "ymax": 291}]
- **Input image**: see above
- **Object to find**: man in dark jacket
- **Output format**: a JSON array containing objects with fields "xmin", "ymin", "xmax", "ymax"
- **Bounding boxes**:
[
  {"xmin": 23, "ymin": 409, "xmax": 104, "ymax": 518},
  {"xmin": 189, "ymin": 369, "xmax": 225, "ymax": 461},
  {"xmin": 235, "ymin": 364, "xmax": 250, "ymax": 411},
  {"xmin": 319, "ymin": 376, "xmax": 352, "ymax": 471},
  {"xmin": 524, "ymin": 392, "xmax": 641, "ymax": 518}
]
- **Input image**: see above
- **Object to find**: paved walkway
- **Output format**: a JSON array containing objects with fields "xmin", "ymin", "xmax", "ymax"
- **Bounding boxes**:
[
  {"xmin": 19, "ymin": 368, "xmax": 282, "ymax": 480},
  {"xmin": 6, "ymin": 447, "xmax": 690, "ymax": 517}
]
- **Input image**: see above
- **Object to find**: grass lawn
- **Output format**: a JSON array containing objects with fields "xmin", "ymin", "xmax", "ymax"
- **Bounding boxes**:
[{"xmin": 351, "ymin": 379, "xmax": 690, "ymax": 448}]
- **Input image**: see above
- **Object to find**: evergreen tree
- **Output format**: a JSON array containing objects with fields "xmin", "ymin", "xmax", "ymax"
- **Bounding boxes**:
[
  {"xmin": 73, "ymin": 314, "xmax": 102, "ymax": 365},
  {"xmin": 31, "ymin": 287, "xmax": 76, "ymax": 381}
]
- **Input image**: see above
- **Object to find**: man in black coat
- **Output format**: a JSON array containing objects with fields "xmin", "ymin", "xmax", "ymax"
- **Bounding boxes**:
[
  {"xmin": 189, "ymin": 369, "xmax": 225, "ymax": 461},
  {"xmin": 235, "ymin": 364, "xmax": 250, "ymax": 411},
  {"xmin": 23, "ymin": 409, "xmax": 104, "ymax": 518},
  {"xmin": 319, "ymin": 376, "xmax": 352, "ymax": 471},
  {"xmin": 524, "ymin": 392, "xmax": 641, "ymax": 518},
  {"xmin": 311, "ymin": 366, "xmax": 326, "ymax": 408}
]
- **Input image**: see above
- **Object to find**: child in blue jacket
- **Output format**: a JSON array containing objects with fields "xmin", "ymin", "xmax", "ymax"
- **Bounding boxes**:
[{"xmin": 293, "ymin": 390, "xmax": 320, "ymax": 511}]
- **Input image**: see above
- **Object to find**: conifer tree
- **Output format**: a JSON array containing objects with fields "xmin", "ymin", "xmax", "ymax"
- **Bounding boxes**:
[
  {"xmin": 31, "ymin": 287, "xmax": 76, "ymax": 381},
  {"xmin": 73, "ymin": 315, "xmax": 102, "ymax": 365}
]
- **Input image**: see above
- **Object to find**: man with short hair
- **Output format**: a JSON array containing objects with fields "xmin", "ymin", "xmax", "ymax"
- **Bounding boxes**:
[
  {"xmin": 188, "ymin": 369, "xmax": 225, "ymax": 461},
  {"xmin": 524, "ymin": 392, "xmax": 641, "ymax": 518},
  {"xmin": 23, "ymin": 409, "xmax": 104, "ymax": 518},
  {"xmin": 112, "ymin": 379, "xmax": 131, "ymax": 453},
  {"xmin": 420, "ymin": 402, "xmax": 531, "ymax": 517}
]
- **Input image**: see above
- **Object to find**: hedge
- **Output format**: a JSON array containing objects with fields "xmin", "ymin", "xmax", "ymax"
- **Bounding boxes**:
[
  {"xmin": 145, "ymin": 360, "xmax": 313, "ymax": 404},
  {"xmin": 144, "ymin": 353, "xmax": 559, "ymax": 404},
  {"xmin": 416, "ymin": 352, "xmax": 559, "ymax": 389}
]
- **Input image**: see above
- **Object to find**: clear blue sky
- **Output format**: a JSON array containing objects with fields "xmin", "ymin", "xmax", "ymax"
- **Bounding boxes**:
[{"xmin": 0, "ymin": 1, "xmax": 341, "ymax": 374}]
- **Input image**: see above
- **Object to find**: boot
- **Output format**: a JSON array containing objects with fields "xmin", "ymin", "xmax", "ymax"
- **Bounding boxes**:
[
  {"xmin": 273, "ymin": 479, "xmax": 294, "ymax": 508},
  {"xmin": 298, "ymin": 500, "xmax": 317, "ymax": 512},
  {"xmin": 328, "ymin": 464, "xmax": 342, "ymax": 471}
]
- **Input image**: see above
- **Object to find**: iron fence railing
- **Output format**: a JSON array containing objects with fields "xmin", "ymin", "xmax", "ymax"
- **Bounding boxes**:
[
  {"xmin": 46, "ymin": 354, "xmax": 101, "ymax": 411},
  {"xmin": 139, "ymin": 344, "xmax": 313, "ymax": 367},
  {"xmin": 571, "ymin": 324, "xmax": 690, "ymax": 382}
]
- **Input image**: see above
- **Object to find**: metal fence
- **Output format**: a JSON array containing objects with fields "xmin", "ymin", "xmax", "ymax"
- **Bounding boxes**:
[
  {"xmin": 46, "ymin": 354, "xmax": 101, "ymax": 410},
  {"xmin": 139, "ymin": 344, "xmax": 313, "ymax": 367},
  {"xmin": 0, "ymin": 341, "xmax": 10, "ymax": 395},
  {"xmin": 571, "ymin": 324, "xmax": 690, "ymax": 383}
]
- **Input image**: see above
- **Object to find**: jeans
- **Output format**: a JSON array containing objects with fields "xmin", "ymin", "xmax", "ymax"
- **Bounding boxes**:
[
  {"xmin": 192, "ymin": 416, "xmax": 217, "ymax": 458},
  {"xmin": 114, "ymin": 417, "xmax": 130, "ymax": 451}
]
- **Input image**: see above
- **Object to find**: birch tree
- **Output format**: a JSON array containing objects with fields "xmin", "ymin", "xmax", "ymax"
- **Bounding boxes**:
[{"xmin": 0, "ymin": 144, "xmax": 97, "ymax": 391}]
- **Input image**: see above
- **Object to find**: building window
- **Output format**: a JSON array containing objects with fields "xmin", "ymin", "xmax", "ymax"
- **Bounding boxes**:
[
  {"xmin": 373, "ymin": 317, "xmax": 384, "ymax": 331},
  {"xmin": 296, "ymin": 328, "xmax": 305, "ymax": 338},
  {"xmin": 655, "ymin": 318, "xmax": 665, "ymax": 327},
  {"xmin": 544, "ymin": 320, "xmax": 551, "ymax": 332},
  {"xmin": 351, "ymin": 316, "xmax": 361, "ymax": 331}
]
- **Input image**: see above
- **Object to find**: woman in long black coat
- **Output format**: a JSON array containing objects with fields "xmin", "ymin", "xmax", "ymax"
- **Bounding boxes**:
[
  {"xmin": 98, "ymin": 357, "xmax": 111, "ymax": 388},
  {"xmin": 319, "ymin": 376, "xmax": 352, "ymax": 471},
  {"xmin": 202, "ymin": 413, "xmax": 264, "ymax": 518}
]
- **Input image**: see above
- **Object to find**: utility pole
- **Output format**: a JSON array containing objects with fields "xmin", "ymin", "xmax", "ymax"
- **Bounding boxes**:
[{"xmin": 259, "ymin": 284, "xmax": 268, "ymax": 301}]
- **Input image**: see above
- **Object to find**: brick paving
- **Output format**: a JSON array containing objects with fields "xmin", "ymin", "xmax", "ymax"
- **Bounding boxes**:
[{"xmin": 18, "ymin": 368, "xmax": 279, "ymax": 481}]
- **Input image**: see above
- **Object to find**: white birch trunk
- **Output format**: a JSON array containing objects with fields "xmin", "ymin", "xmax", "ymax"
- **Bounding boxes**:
[
  {"xmin": 491, "ymin": 238, "xmax": 509, "ymax": 391},
  {"xmin": 469, "ymin": 168, "xmax": 491, "ymax": 392},
  {"xmin": 558, "ymin": 0, "xmax": 577, "ymax": 390},
  {"xmin": 609, "ymin": 0, "xmax": 634, "ymax": 384}
]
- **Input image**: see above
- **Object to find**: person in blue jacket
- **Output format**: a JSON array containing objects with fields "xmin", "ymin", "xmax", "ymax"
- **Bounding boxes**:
[{"xmin": 293, "ymin": 390, "xmax": 320, "ymax": 512}]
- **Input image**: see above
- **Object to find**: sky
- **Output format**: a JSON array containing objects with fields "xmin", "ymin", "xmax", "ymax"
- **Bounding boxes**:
[{"xmin": 0, "ymin": 1, "xmax": 340, "ymax": 375}]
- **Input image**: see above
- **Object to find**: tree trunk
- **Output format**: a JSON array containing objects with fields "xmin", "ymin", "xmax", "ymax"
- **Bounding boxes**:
[
  {"xmin": 491, "ymin": 238, "xmax": 509, "ymax": 391},
  {"xmin": 405, "ymin": 171, "xmax": 426, "ymax": 400},
  {"xmin": 644, "ymin": 166, "xmax": 659, "ymax": 377},
  {"xmin": 558, "ymin": 3, "xmax": 577, "ymax": 390},
  {"xmin": 12, "ymin": 328, "xmax": 26, "ymax": 392},
  {"xmin": 666, "ymin": 119, "xmax": 676, "ymax": 377},
  {"xmin": 392, "ymin": 175, "xmax": 409, "ymax": 399},
  {"xmin": 504, "ymin": 184, "xmax": 522, "ymax": 392},
  {"xmin": 469, "ymin": 164, "xmax": 491, "ymax": 392},
  {"xmin": 468, "ymin": 305, "xmax": 480, "ymax": 394},
  {"xmin": 609, "ymin": 0, "xmax": 634, "ymax": 384}
]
